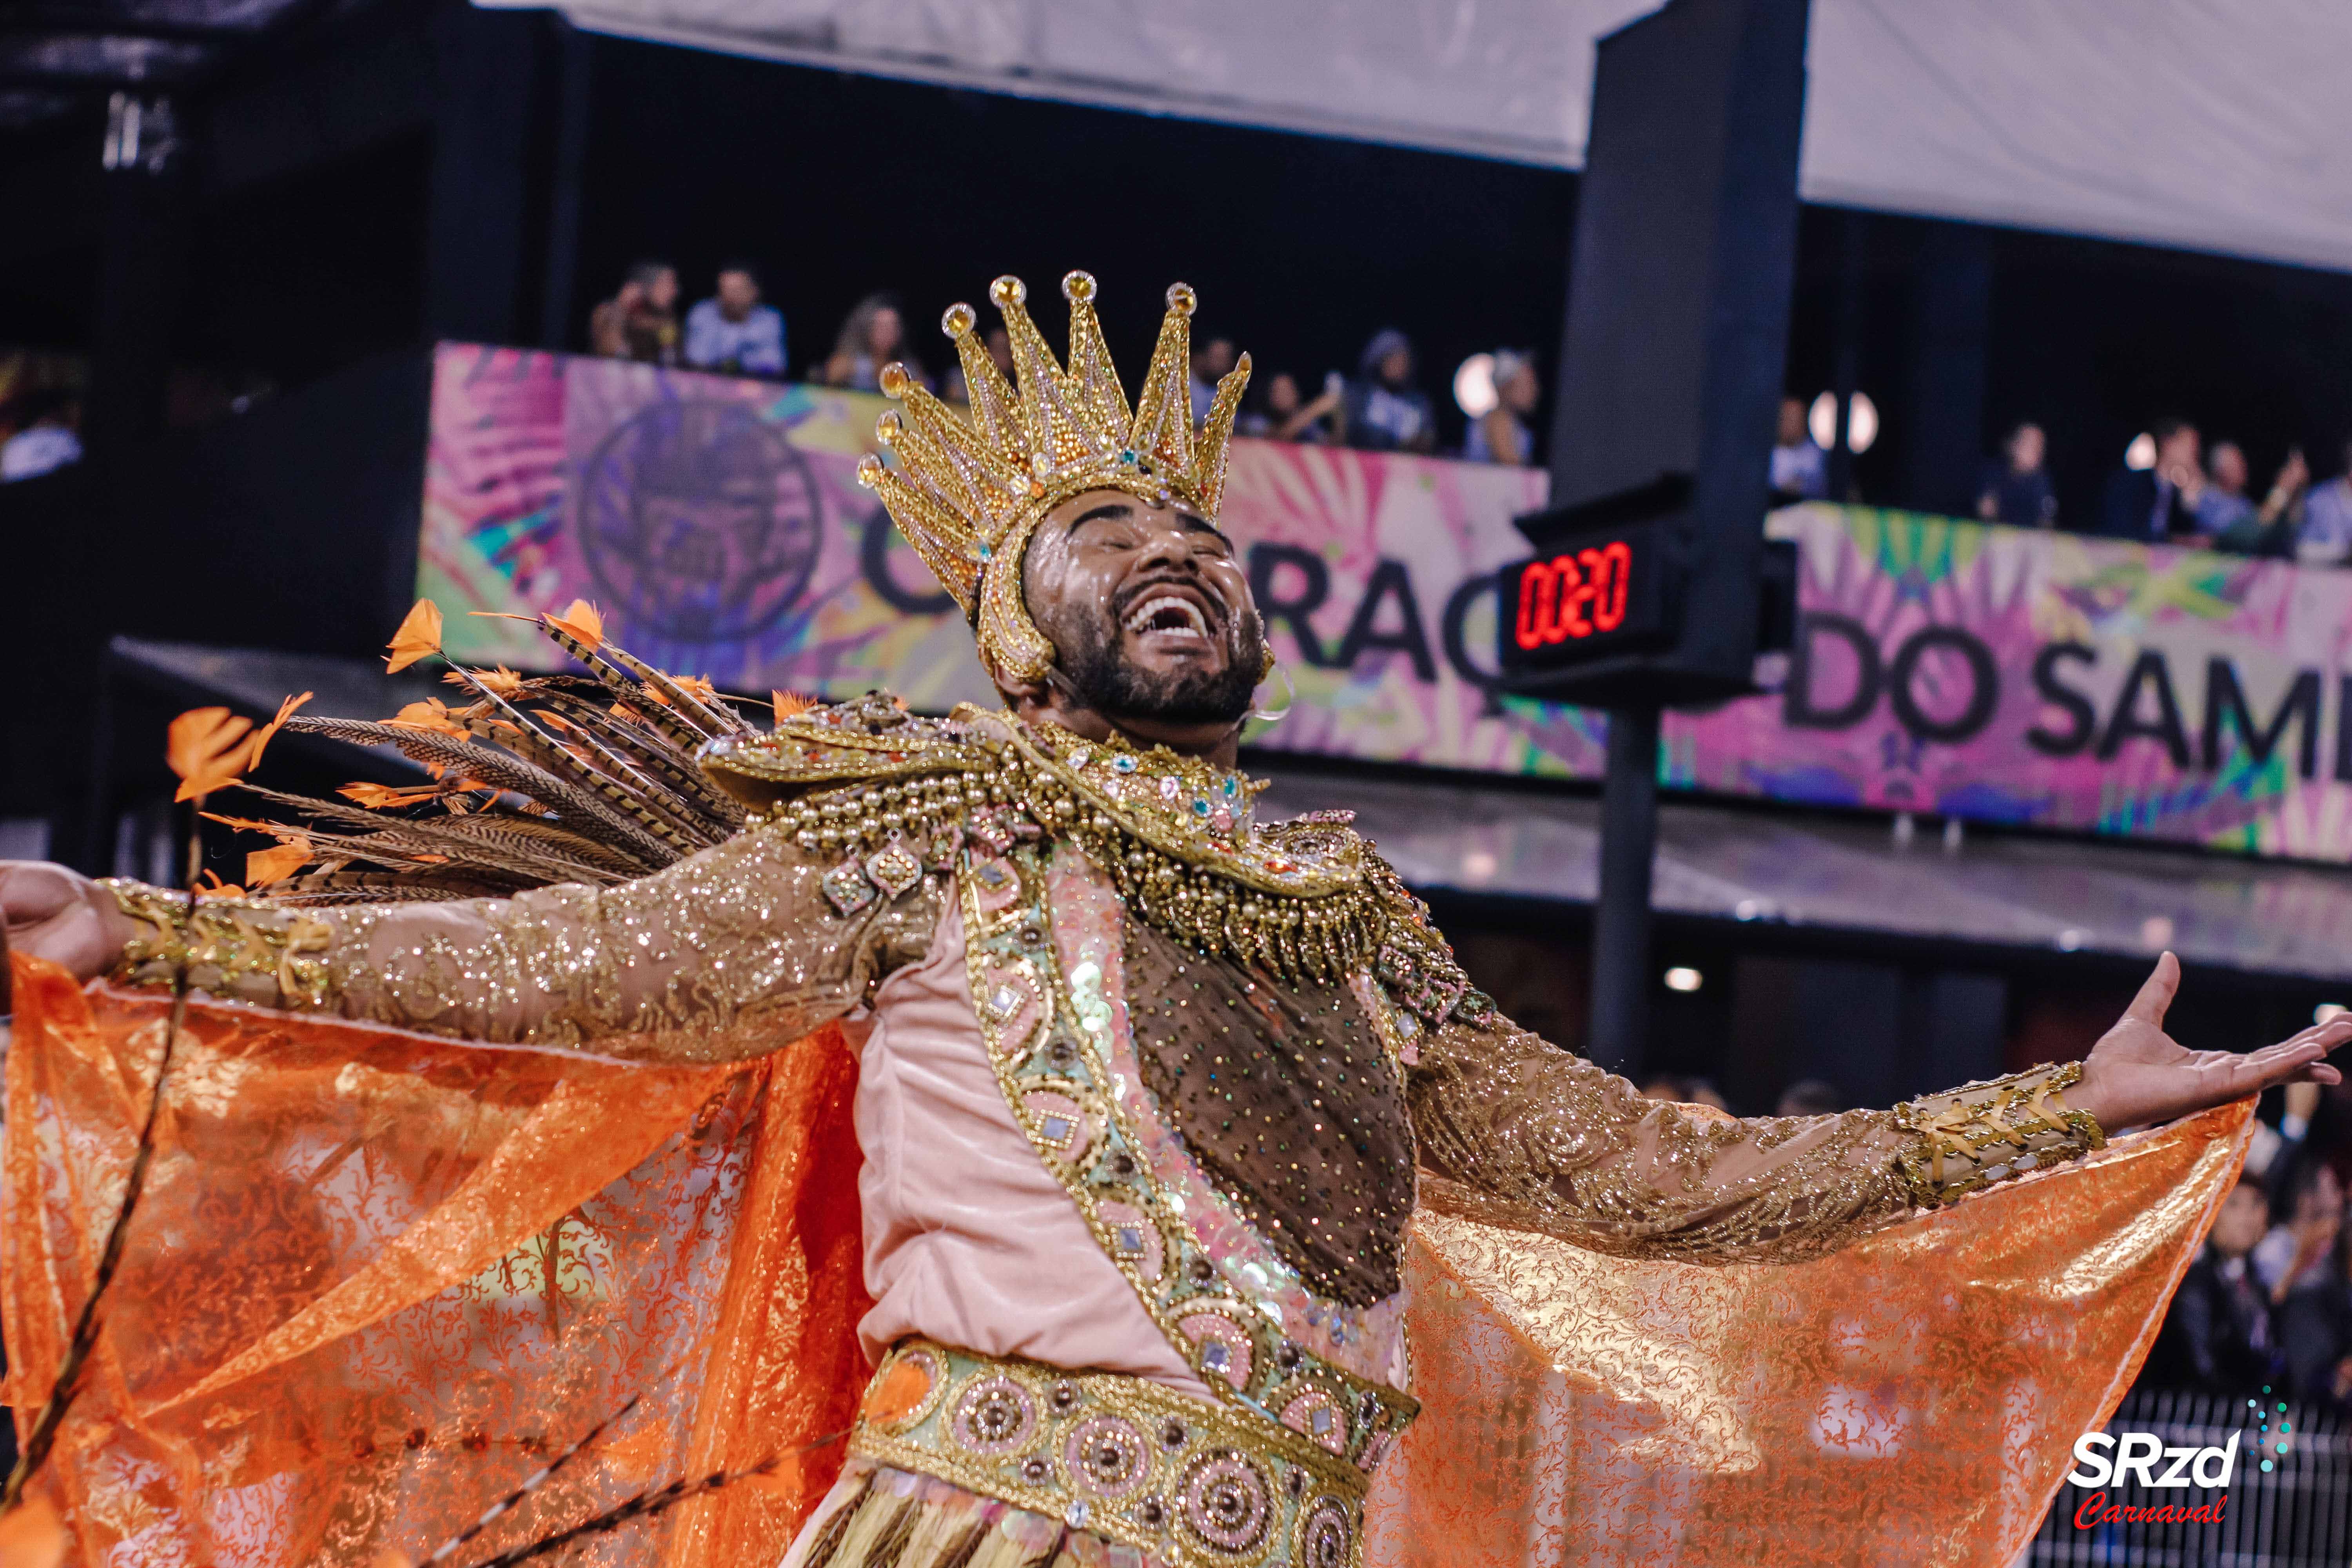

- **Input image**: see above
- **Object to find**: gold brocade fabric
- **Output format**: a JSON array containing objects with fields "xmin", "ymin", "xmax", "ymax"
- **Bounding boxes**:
[
  {"xmin": 1364, "ymin": 1102, "xmax": 2250, "ymax": 1568},
  {"xmin": 1, "ymin": 957, "xmax": 874, "ymax": 1568},
  {"xmin": 4, "ymin": 954, "xmax": 2238, "ymax": 1568}
]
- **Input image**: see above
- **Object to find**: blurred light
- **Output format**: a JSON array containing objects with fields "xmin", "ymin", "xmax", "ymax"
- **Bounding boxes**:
[
  {"xmin": 1807, "ymin": 390, "xmax": 1878, "ymax": 454},
  {"xmin": 2316, "ymin": 1003, "xmax": 2347, "ymax": 1024},
  {"xmin": 2126, "ymin": 432, "xmax": 2157, "ymax": 470},
  {"xmin": 1663, "ymin": 966, "xmax": 1703, "ymax": 993},
  {"xmin": 2140, "ymin": 915, "xmax": 2174, "ymax": 948},
  {"xmin": 1808, "ymin": 392, "xmax": 1836, "ymax": 449},
  {"xmin": 1460, "ymin": 848, "xmax": 1499, "ymax": 883},
  {"xmin": 1849, "ymin": 392, "xmax": 1878, "ymax": 453},
  {"xmin": 2057, "ymin": 928, "xmax": 2085, "ymax": 951},
  {"xmin": 1454, "ymin": 353, "xmax": 1498, "ymax": 417}
]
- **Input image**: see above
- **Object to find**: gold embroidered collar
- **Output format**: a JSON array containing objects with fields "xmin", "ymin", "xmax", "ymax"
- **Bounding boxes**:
[
  {"xmin": 699, "ymin": 697, "xmax": 1389, "ymax": 980},
  {"xmin": 1002, "ymin": 717, "xmax": 1382, "ymax": 980}
]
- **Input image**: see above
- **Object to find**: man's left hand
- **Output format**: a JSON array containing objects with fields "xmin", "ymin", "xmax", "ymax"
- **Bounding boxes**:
[{"xmin": 2073, "ymin": 953, "xmax": 2348, "ymax": 1131}]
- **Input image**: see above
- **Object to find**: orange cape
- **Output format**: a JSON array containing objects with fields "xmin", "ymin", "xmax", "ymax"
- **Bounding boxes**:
[{"xmin": 1, "ymin": 958, "xmax": 2240, "ymax": 1567}]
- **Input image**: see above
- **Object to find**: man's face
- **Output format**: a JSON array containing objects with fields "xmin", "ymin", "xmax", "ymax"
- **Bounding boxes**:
[
  {"xmin": 646, "ymin": 269, "xmax": 679, "ymax": 311},
  {"xmin": 2159, "ymin": 425, "xmax": 2201, "ymax": 474},
  {"xmin": 1377, "ymin": 348, "xmax": 1412, "ymax": 386},
  {"xmin": 1194, "ymin": 338, "xmax": 1237, "ymax": 382},
  {"xmin": 1778, "ymin": 397, "xmax": 1808, "ymax": 446},
  {"xmin": 1021, "ymin": 487, "xmax": 1265, "ymax": 726},
  {"xmin": 2212, "ymin": 1181, "xmax": 2268, "ymax": 1257},
  {"xmin": 2211, "ymin": 442, "xmax": 2248, "ymax": 493},
  {"xmin": 2010, "ymin": 424, "xmax": 2045, "ymax": 472},
  {"xmin": 717, "ymin": 270, "xmax": 759, "ymax": 316},
  {"xmin": 2298, "ymin": 1164, "xmax": 2345, "ymax": 1223}
]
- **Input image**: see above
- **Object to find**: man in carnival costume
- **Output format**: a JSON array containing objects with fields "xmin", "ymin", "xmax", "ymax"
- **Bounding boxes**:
[{"xmin": 4, "ymin": 273, "xmax": 2344, "ymax": 1568}]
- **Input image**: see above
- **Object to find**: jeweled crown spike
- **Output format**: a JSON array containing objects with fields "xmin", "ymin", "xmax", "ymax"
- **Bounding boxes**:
[{"xmin": 857, "ymin": 272, "xmax": 1251, "ymax": 684}]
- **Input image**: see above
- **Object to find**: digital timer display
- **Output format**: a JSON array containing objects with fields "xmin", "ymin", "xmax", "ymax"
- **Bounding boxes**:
[
  {"xmin": 1495, "ymin": 518, "xmax": 1674, "ymax": 680},
  {"xmin": 1512, "ymin": 540, "xmax": 1633, "ymax": 649}
]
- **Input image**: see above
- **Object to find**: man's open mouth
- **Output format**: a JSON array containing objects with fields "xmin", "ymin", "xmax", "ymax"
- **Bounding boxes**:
[{"xmin": 1122, "ymin": 591, "xmax": 1214, "ymax": 642}]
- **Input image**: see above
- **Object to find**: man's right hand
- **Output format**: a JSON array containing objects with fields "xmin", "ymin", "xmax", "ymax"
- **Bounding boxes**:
[{"xmin": 1, "ymin": 862, "xmax": 138, "ymax": 984}]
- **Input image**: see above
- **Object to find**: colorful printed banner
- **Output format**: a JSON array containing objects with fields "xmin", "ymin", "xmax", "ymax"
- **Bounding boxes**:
[{"xmin": 421, "ymin": 342, "xmax": 2352, "ymax": 861}]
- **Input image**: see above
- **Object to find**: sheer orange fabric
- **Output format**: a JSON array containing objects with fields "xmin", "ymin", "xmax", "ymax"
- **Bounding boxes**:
[
  {"xmin": 1367, "ymin": 1102, "xmax": 2250, "ymax": 1567},
  {"xmin": 4, "ymin": 955, "xmax": 2240, "ymax": 1567},
  {"xmin": 2, "ymin": 957, "xmax": 871, "ymax": 1567}
]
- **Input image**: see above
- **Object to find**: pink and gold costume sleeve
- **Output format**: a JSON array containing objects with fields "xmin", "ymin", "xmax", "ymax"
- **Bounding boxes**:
[
  {"xmin": 1406, "ymin": 1010, "xmax": 2103, "ymax": 1263},
  {"xmin": 104, "ymin": 824, "xmax": 942, "ymax": 1063}
]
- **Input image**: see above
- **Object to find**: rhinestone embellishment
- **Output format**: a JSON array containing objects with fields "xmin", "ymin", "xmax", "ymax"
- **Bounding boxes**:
[
  {"xmin": 1064, "ymin": 1414, "xmax": 1151, "ymax": 1499},
  {"xmin": 820, "ymin": 860, "xmax": 877, "ymax": 915},
  {"xmin": 1179, "ymin": 1449, "xmax": 1273, "ymax": 1554},
  {"xmin": 950, "ymin": 1375, "xmax": 1037, "ymax": 1456},
  {"xmin": 864, "ymin": 843, "xmax": 923, "ymax": 898}
]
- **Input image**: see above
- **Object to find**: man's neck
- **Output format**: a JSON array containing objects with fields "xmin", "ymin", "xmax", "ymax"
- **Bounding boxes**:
[{"xmin": 1011, "ymin": 691, "xmax": 1243, "ymax": 771}]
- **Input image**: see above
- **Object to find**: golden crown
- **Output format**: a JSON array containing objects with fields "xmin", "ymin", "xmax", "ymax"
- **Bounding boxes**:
[{"xmin": 855, "ymin": 272, "xmax": 1251, "ymax": 684}]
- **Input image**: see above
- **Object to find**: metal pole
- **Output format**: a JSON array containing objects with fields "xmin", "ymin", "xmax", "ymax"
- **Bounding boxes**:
[{"xmin": 1588, "ymin": 702, "xmax": 1661, "ymax": 1076}]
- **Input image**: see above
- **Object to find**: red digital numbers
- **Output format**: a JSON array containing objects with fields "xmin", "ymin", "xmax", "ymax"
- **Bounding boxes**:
[{"xmin": 1513, "ymin": 540, "xmax": 1633, "ymax": 650}]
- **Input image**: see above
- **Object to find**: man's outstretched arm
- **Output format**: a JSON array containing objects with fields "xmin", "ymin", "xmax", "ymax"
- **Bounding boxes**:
[
  {"xmin": 1406, "ymin": 952, "xmax": 2345, "ymax": 1265},
  {"xmin": 2, "ymin": 825, "xmax": 941, "ymax": 1064}
]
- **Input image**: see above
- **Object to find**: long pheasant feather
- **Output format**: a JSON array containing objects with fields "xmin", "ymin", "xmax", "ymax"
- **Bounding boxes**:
[{"xmin": 283, "ymin": 718, "xmax": 673, "ymax": 868}]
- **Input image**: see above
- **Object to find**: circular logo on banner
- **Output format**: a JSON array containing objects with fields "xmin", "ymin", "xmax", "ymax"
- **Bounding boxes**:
[{"xmin": 578, "ymin": 398, "xmax": 821, "ymax": 642}]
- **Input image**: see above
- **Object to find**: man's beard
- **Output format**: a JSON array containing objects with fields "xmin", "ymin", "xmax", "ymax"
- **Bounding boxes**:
[{"xmin": 1055, "ymin": 602, "xmax": 1265, "ymax": 726}]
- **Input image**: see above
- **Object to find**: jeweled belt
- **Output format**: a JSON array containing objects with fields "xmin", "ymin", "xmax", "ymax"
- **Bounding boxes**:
[{"xmin": 849, "ymin": 1339, "xmax": 1371, "ymax": 1568}]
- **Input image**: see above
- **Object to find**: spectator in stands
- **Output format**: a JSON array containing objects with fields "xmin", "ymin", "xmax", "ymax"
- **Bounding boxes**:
[
  {"xmin": 2139, "ymin": 1175, "xmax": 2278, "ymax": 1394},
  {"xmin": 2190, "ymin": 441, "xmax": 2305, "ymax": 555},
  {"xmin": 2281, "ymin": 1228, "xmax": 2352, "ymax": 1413},
  {"xmin": 822, "ymin": 293, "xmax": 929, "ymax": 392},
  {"xmin": 1238, "ymin": 371, "xmax": 1343, "ymax": 445},
  {"xmin": 588, "ymin": 260, "xmax": 681, "ymax": 365},
  {"xmin": 1975, "ymin": 421, "xmax": 2057, "ymax": 528},
  {"xmin": 1465, "ymin": 350, "xmax": 1539, "ymax": 466},
  {"xmin": 684, "ymin": 261, "xmax": 787, "ymax": 377},
  {"xmin": 2247, "ymin": 1081, "xmax": 2323, "ymax": 1182},
  {"xmin": 0, "ymin": 387, "xmax": 83, "ymax": 482},
  {"xmin": 1775, "ymin": 1078, "xmax": 1844, "ymax": 1117},
  {"xmin": 1769, "ymin": 395, "xmax": 1826, "ymax": 503},
  {"xmin": 2099, "ymin": 417, "xmax": 2201, "ymax": 541},
  {"xmin": 1189, "ymin": 336, "xmax": 1238, "ymax": 424},
  {"xmin": 2296, "ymin": 436, "xmax": 2352, "ymax": 566},
  {"xmin": 2254, "ymin": 1150, "xmax": 2341, "ymax": 1302},
  {"xmin": 1343, "ymin": 329, "xmax": 1436, "ymax": 454}
]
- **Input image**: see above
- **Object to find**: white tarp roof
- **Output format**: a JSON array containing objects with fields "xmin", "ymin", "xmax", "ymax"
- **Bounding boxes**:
[{"xmin": 514, "ymin": 0, "xmax": 2352, "ymax": 274}]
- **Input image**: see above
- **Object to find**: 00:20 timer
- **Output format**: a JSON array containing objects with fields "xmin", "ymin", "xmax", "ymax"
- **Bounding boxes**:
[{"xmin": 1512, "ymin": 541, "xmax": 1633, "ymax": 650}]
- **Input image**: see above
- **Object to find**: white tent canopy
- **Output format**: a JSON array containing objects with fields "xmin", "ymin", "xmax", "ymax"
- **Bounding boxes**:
[{"xmin": 511, "ymin": 0, "xmax": 2352, "ymax": 274}]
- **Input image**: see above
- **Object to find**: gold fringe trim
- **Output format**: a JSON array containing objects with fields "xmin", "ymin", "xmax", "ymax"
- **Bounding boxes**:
[{"xmin": 790, "ymin": 1462, "xmax": 1132, "ymax": 1568}]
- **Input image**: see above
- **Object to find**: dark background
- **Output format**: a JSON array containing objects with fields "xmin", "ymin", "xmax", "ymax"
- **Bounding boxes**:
[{"xmin": 8, "ymin": 5, "xmax": 2352, "ymax": 528}]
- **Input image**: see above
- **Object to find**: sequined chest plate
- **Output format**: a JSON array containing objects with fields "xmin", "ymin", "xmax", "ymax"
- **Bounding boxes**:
[{"xmin": 957, "ymin": 842, "xmax": 1419, "ymax": 1483}]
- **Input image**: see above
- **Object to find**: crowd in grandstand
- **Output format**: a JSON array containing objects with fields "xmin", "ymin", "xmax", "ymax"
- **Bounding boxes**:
[
  {"xmin": 1772, "ymin": 396, "xmax": 2352, "ymax": 563},
  {"xmin": 580, "ymin": 258, "xmax": 1539, "ymax": 470},
  {"xmin": 2134, "ymin": 1078, "xmax": 2352, "ymax": 1414},
  {"xmin": 578, "ymin": 261, "xmax": 2352, "ymax": 563},
  {"xmin": 11, "ymin": 256, "xmax": 2350, "ymax": 549}
]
